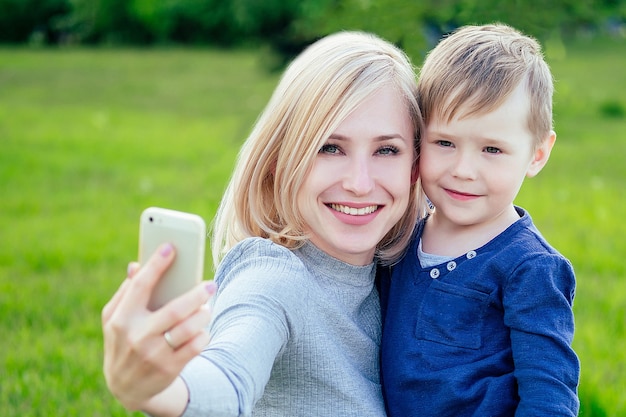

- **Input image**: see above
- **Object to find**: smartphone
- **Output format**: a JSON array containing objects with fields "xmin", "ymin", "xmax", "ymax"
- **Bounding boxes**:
[{"xmin": 139, "ymin": 207, "xmax": 206, "ymax": 311}]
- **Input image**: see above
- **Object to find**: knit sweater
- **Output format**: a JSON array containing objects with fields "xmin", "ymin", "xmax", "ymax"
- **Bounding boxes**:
[{"xmin": 180, "ymin": 237, "xmax": 385, "ymax": 417}]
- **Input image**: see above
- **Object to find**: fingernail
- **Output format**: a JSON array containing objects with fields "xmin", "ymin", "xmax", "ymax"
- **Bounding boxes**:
[
  {"xmin": 160, "ymin": 243, "xmax": 173, "ymax": 257},
  {"xmin": 127, "ymin": 263, "xmax": 133, "ymax": 277},
  {"xmin": 205, "ymin": 281, "xmax": 217, "ymax": 295}
]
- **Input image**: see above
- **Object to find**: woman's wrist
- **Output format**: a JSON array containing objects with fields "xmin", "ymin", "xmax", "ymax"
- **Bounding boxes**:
[{"xmin": 134, "ymin": 377, "xmax": 190, "ymax": 417}]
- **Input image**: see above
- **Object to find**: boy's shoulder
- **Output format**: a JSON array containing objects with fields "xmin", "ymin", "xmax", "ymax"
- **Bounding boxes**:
[
  {"xmin": 484, "ymin": 207, "xmax": 575, "ymax": 280},
  {"xmin": 504, "ymin": 207, "xmax": 568, "ymax": 258}
]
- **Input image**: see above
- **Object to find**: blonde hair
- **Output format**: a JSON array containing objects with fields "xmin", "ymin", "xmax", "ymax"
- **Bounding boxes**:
[
  {"xmin": 418, "ymin": 23, "xmax": 554, "ymax": 147},
  {"xmin": 211, "ymin": 31, "xmax": 425, "ymax": 268}
]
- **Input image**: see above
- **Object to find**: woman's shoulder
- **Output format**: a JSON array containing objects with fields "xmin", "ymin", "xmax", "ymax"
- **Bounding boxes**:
[
  {"xmin": 216, "ymin": 237, "xmax": 309, "ymax": 286},
  {"xmin": 222, "ymin": 237, "xmax": 297, "ymax": 264}
]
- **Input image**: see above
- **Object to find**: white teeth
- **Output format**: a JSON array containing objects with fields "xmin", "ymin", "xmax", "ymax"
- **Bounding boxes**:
[{"xmin": 330, "ymin": 204, "xmax": 378, "ymax": 216}]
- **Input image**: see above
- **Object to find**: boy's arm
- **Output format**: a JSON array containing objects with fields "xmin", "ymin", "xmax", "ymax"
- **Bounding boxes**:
[{"xmin": 504, "ymin": 254, "xmax": 580, "ymax": 416}]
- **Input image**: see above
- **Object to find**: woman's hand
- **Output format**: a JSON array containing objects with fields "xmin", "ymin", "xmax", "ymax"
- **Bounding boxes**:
[{"xmin": 102, "ymin": 243, "xmax": 216, "ymax": 414}]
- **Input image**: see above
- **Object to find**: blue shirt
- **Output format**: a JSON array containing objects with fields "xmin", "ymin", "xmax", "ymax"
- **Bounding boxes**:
[{"xmin": 380, "ymin": 207, "xmax": 580, "ymax": 416}]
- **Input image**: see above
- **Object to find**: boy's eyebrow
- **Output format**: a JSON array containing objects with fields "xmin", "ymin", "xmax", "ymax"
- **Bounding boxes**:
[
  {"xmin": 427, "ymin": 129, "xmax": 507, "ymax": 144},
  {"xmin": 425, "ymin": 129, "xmax": 456, "ymax": 139}
]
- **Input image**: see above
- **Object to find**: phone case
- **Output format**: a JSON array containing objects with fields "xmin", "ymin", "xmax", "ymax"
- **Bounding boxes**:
[{"xmin": 139, "ymin": 207, "xmax": 206, "ymax": 310}]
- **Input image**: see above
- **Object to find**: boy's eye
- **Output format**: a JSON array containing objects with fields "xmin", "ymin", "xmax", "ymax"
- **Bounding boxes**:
[
  {"xmin": 437, "ymin": 140, "xmax": 453, "ymax": 147},
  {"xmin": 319, "ymin": 144, "xmax": 341, "ymax": 154},
  {"xmin": 484, "ymin": 146, "xmax": 501, "ymax": 154}
]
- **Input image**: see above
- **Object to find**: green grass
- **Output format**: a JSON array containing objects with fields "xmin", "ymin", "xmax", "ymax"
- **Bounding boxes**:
[
  {"xmin": 0, "ymin": 46, "xmax": 279, "ymax": 416},
  {"xmin": 1, "ymin": 37, "xmax": 625, "ymax": 415},
  {"xmin": 517, "ymin": 36, "xmax": 626, "ymax": 416}
]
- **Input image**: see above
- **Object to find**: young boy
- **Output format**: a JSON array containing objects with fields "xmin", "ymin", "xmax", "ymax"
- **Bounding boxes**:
[{"xmin": 380, "ymin": 24, "xmax": 580, "ymax": 416}]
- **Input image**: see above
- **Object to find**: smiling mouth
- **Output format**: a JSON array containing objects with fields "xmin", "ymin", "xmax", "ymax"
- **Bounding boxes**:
[
  {"xmin": 445, "ymin": 189, "xmax": 480, "ymax": 200},
  {"xmin": 450, "ymin": 190, "xmax": 475, "ymax": 196},
  {"xmin": 329, "ymin": 204, "xmax": 379, "ymax": 216}
]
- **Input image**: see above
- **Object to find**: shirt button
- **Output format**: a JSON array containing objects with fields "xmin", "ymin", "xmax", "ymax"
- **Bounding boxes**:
[
  {"xmin": 430, "ymin": 268, "xmax": 440, "ymax": 279},
  {"xmin": 467, "ymin": 250, "xmax": 477, "ymax": 259},
  {"xmin": 446, "ymin": 261, "xmax": 456, "ymax": 271}
]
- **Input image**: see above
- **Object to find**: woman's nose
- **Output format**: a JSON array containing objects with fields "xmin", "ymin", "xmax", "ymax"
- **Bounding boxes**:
[{"xmin": 343, "ymin": 157, "xmax": 375, "ymax": 195}]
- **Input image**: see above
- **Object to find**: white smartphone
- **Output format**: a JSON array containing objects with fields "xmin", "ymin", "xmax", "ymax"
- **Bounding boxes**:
[{"xmin": 139, "ymin": 207, "xmax": 206, "ymax": 311}]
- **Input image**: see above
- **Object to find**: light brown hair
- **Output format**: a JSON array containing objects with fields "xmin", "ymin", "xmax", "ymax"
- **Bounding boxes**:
[{"xmin": 418, "ymin": 23, "xmax": 554, "ymax": 148}]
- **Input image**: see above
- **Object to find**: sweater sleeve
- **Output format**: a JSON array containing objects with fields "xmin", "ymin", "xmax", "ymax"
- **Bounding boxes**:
[
  {"xmin": 504, "ymin": 253, "xmax": 580, "ymax": 416},
  {"xmin": 180, "ymin": 238, "xmax": 308, "ymax": 417}
]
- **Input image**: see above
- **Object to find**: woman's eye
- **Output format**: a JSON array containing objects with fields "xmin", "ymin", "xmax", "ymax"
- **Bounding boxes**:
[
  {"xmin": 377, "ymin": 146, "xmax": 399, "ymax": 155},
  {"xmin": 319, "ymin": 144, "xmax": 340, "ymax": 154},
  {"xmin": 484, "ymin": 146, "xmax": 501, "ymax": 154}
]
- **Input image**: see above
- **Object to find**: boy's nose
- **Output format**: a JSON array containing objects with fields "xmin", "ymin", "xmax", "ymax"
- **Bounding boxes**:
[{"xmin": 451, "ymin": 152, "xmax": 478, "ymax": 180}]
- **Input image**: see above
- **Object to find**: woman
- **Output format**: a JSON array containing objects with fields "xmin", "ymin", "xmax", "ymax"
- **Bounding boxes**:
[{"xmin": 102, "ymin": 31, "xmax": 425, "ymax": 416}]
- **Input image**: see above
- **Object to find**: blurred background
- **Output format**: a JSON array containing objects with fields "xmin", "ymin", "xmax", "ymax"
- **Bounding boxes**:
[
  {"xmin": 2, "ymin": 0, "xmax": 625, "ymax": 61},
  {"xmin": 1, "ymin": 0, "xmax": 625, "ymax": 416}
]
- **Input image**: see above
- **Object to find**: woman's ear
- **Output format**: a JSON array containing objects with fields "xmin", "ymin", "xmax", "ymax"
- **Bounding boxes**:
[
  {"xmin": 527, "ymin": 130, "xmax": 556, "ymax": 178},
  {"xmin": 411, "ymin": 162, "xmax": 420, "ymax": 184}
]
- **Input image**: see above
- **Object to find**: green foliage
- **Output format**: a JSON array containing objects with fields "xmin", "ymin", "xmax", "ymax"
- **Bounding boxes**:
[
  {"xmin": 126, "ymin": 0, "xmax": 240, "ymax": 45},
  {"xmin": 418, "ymin": 0, "xmax": 601, "ymax": 38},
  {"xmin": 63, "ymin": 0, "xmax": 152, "ymax": 44},
  {"xmin": 57, "ymin": 0, "xmax": 303, "ymax": 46},
  {"xmin": 1, "ymin": 0, "xmax": 625, "ymax": 58},
  {"xmin": 290, "ymin": 0, "xmax": 429, "ymax": 62},
  {"xmin": 0, "ymin": 0, "xmax": 69, "ymax": 43},
  {"xmin": 231, "ymin": 0, "xmax": 299, "ymax": 37},
  {"xmin": 1, "ymin": 37, "xmax": 625, "ymax": 415}
]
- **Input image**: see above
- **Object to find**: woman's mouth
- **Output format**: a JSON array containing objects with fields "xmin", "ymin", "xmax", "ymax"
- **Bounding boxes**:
[{"xmin": 329, "ymin": 203, "xmax": 379, "ymax": 216}]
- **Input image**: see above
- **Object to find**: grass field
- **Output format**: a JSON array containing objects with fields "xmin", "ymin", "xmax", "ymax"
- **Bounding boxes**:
[{"xmin": 1, "ymin": 36, "xmax": 625, "ymax": 416}]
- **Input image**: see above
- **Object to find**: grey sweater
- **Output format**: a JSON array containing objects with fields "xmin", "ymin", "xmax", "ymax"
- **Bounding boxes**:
[{"xmin": 180, "ymin": 237, "xmax": 385, "ymax": 417}]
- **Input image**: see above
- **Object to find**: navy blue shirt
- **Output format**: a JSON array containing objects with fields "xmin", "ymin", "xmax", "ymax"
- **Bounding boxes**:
[{"xmin": 380, "ymin": 207, "xmax": 580, "ymax": 416}]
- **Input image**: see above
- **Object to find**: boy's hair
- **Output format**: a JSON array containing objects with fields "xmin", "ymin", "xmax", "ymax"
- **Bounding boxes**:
[
  {"xmin": 211, "ymin": 31, "xmax": 425, "ymax": 267},
  {"xmin": 417, "ymin": 23, "xmax": 554, "ymax": 147}
]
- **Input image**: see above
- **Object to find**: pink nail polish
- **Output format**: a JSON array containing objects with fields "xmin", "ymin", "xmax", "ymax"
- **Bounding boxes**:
[
  {"xmin": 160, "ymin": 243, "xmax": 173, "ymax": 257},
  {"xmin": 205, "ymin": 281, "xmax": 217, "ymax": 295}
]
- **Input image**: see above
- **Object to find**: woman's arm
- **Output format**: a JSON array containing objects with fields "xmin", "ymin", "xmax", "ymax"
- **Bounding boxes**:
[{"xmin": 180, "ymin": 238, "xmax": 308, "ymax": 416}]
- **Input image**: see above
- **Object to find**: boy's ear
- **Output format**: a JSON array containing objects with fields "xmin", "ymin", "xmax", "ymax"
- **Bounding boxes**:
[{"xmin": 526, "ymin": 130, "xmax": 556, "ymax": 178}]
